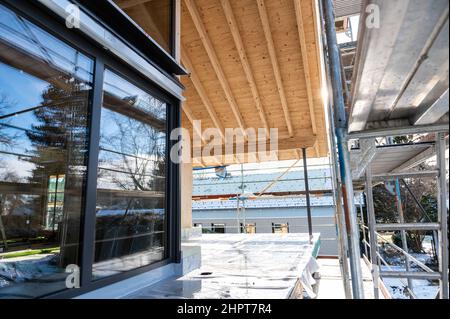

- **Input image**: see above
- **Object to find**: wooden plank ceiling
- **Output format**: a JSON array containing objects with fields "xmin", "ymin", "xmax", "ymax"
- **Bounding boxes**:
[{"xmin": 114, "ymin": 0, "xmax": 328, "ymax": 167}]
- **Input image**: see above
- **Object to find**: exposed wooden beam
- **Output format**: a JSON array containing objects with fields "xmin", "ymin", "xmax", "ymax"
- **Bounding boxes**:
[
  {"xmin": 183, "ymin": 0, "xmax": 247, "ymax": 136},
  {"xmin": 116, "ymin": 0, "xmax": 153, "ymax": 9},
  {"xmin": 256, "ymin": 0, "xmax": 294, "ymax": 137},
  {"xmin": 181, "ymin": 43, "xmax": 225, "ymax": 138},
  {"xmin": 174, "ymin": 0, "xmax": 181, "ymax": 63},
  {"xmin": 138, "ymin": 4, "xmax": 166, "ymax": 45},
  {"xmin": 182, "ymin": 101, "xmax": 206, "ymax": 145},
  {"xmin": 293, "ymin": 0, "xmax": 317, "ymax": 135},
  {"xmin": 220, "ymin": 0, "xmax": 270, "ymax": 134},
  {"xmin": 192, "ymin": 135, "xmax": 316, "ymax": 157},
  {"xmin": 314, "ymin": 140, "xmax": 320, "ymax": 157}
]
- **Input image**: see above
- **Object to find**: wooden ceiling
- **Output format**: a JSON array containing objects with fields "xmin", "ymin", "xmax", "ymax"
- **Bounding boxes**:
[{"xmin": 114, "ymin": 0, "xmax": 328, "ymax": 166}]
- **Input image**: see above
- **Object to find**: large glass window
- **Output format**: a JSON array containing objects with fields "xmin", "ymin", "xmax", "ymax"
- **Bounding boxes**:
[
  {"xmin": 93, "ymin": 70, "xmax": 167, "ymax": 279},
  {"xmin": 0, "ymin": 4, "xmax": 93, "ymax": 298}
]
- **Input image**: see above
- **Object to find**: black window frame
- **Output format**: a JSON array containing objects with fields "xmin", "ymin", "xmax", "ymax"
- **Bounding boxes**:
[
  {"xmin": 0, "ymin": 0, "xmax": 181, "ymax": 299},
  {"xmin": 73, "ymin": 0, "xmax": 185, "ymax": 75},
  {"xmin": 211, "ymin": 223, "xmax": 226, "ymax": 234}
]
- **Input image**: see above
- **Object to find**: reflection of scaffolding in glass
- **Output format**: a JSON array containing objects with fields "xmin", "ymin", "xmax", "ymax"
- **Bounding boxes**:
[{"xmin": 45, "ymin": 174, "xmax": 65, "ymax": 231}]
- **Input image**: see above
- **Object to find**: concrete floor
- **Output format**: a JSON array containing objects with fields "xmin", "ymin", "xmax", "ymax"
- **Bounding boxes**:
[
  {"xmin": 315, "ymin": 258, "xmax": 383, "ymax": 299},
  {"xmin": 125, "ymin": 233, "xmax": 320, "ymax": 299}
]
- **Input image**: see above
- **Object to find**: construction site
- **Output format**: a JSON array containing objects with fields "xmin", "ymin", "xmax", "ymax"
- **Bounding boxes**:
[{"xmin": 0, "ymin": 0, "xmax": 448, "ymax": 300}]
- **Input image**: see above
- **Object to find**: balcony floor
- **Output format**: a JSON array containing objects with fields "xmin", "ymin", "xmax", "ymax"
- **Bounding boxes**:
[
  {"xmin": 125, "ymin": 233, "xmax": 321, "ymax": 299},
  {"xmin": 315, "ymin": 258, "xmax": 384, "ymax": 299}
]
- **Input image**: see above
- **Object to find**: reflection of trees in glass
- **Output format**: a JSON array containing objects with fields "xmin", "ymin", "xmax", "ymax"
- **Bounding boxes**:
[
  {"xmin": 0, "ymin": 94, "xmax": 19, "ymax": 147},
  {"xmin": 23, "ymin": 77, "xmax": 90, "ymax": 265},
  {"xmin": 94, "ymin": 94, "xmax": 167, "ymax": 266},
  {"xmin": 99, "ymin": 102, "xmax": 166, "ymax": 192},
  {"xmin": 0, "ymin": 92, "xmax": 35, "ymax": 247},
  {"xmin": 26, "ymin": 80, "xmax": 89, "ymax": 173}
]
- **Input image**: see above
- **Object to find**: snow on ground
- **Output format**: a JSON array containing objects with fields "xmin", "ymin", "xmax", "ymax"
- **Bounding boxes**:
[{"xmin": 381, "ymin": 252, "xmax": 439, "ymax": 299}]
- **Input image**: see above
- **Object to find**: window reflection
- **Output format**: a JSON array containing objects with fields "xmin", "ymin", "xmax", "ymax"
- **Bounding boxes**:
[
  {"xmin": 93, "ymin": 70, "xmax": 167, "ymax": 279},
  {"xmin": 0, "ymin": 4, "xmax": 93, "ymax": 298}
]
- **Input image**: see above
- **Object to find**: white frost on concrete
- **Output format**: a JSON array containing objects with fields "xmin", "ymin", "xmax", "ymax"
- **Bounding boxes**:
[{"xmin": 126, "ymin": 233, "xmax": 321, "ymax": 299}]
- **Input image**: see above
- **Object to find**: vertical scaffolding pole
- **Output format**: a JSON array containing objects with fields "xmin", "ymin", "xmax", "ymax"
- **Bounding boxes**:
[
  {"xmin": 322, "ymin": 0, "xmax": 364, "ymax": 298},
  {"xmin": 359, "ymin": 193, "xmax": 368, "ymax": 258},
  {"xmin": 327, "ymin": 135, "xmax": 352, "ymax": 298},
  {"xmin": 436, "ymin": 132, "xmax": 449, "ymax": 299},
  {"xmin": 365, "ymin": 167, "xmax": 380, "ymax": 299},
  {"xmin": 317, "ymin": 0, "xmax": 351, "ymax": 298},
  {"xmin": 302, "ymin": 148, "xmax": 313, "ymax": 243},
  {"xmin": 394, "ymin": 178, "xmax": 413, "ymax": 296},
  {"xmin": 401, "ymin": 179, "xmax": 439, "ymax": 260}
]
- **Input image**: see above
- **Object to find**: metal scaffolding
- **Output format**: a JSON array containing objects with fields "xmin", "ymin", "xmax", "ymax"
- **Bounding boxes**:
[
  {"xmin": 322, "ymin": 0, "xmax": 364, "ymax": 299},
  {"xmin": 359, "ymin": 132, "xmax": 448, "ymax": 299},
  {"xmin": 320, "ymin": 0, "xmax": 449, "ymax": 299}
]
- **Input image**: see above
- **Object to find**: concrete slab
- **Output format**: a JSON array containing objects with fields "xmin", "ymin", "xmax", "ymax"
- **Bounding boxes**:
[
  {"xmin": 315, "ymin": 258, "xmax": 384, "ymax": 299},
  {"xmin": 125, "ymin": 233, "xmax": 321, "ymax": 299}
]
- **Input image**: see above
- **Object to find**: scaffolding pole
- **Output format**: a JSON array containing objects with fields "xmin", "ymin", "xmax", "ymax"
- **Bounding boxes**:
[
  {"xmin": 322, "ymin": 0, "xmax": 364, "ymax": 299},
  {"xmin": 322, "ymin": 79, "xmax": 352, "ymax": 296},
  {"xmin": 394, "ymin": 178, "xmax": 414, "ymax": 297},
  {"xmin": 401, "ymin": 178, "xmax": 439, "ymax": 259},
  {"xmin": 319, "ymin": 1, "xmax": 351, "ymax": 295},
  {"xmin": 359, "ymin": 193, "xmax": 368, "ymax": 258},
  {"xmin": 302, "ymin": 148, "xmax": 313, "ymax": 243},
  {"xmin": 328, "ymin": 135, "xmax": 352, "ymax": 298},
  {"xmin": 436, "ymin": 132, "xmax": 449, "ymax": 299},
  {"xmin": 365, "ymin": 167, "xmax": 380, "ymax": 299}
]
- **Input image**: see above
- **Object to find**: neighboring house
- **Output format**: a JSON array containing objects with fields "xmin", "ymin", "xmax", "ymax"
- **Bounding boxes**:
[{"xmin": 192, "ymin": 166, "xmax": 363, "ymax": 256}]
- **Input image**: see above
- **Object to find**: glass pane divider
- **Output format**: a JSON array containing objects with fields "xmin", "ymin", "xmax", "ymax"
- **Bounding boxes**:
[{"xmin": 80, "ymin": 58, "xmax": 105, "ymax": 287}]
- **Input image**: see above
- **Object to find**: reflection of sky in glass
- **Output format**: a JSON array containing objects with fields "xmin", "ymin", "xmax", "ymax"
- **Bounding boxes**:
[
  {"xmin": 98, "ymin": 70, "xmax": 166, "ymax": 191},
  {"xmin": 97, "ymin": 108, "xmax": 166, "ymax": 191},
  {"xmin": 0, "ymin": 3, "xmax": 93, "ymax": 180},
  {"xmin": 103, "ymin": 69, "xmax": 166, "ymax": 121},
  {"xmin": 0, "ymin": 4, "xmax": 93, "ymax": 83},
  {"xmin": 0, "ymin": 62, "xmax": 47, "ymax": 131}
]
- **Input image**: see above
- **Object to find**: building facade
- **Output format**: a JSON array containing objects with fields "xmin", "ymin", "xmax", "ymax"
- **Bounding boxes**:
[
  {"xmin": 191, "ymin": 165, "xmax": 359, "ymax": 256},
  {"xmin": 193, "ymin": 196, "xmax": 340, "ymax": 256},
  {"xmin": 0, "ymin": 0, "xmax": 184, "ymax": 298}
]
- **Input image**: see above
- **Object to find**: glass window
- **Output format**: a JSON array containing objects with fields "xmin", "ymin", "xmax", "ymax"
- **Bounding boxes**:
[
  {"xmin": 211, "ymin": 223, "xmax": 225, "ymax": 234},
  {"xmin": 116, "ymin": 0, "xmax": 172, "ymax": 54},
  {"xmin": 0, "ymin": 4, "xmax": 93, "ymax": 298},
  {"xmin": 272, "ymin": 223, "xmax": 289, "ymax": 234},
  {"xmin": 240, "ymin": 223, "xmax": 256, "ymax": 234},
  {"xmin": 93, "ymin": 69, "xmax": 167, "ymax": 279}
]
